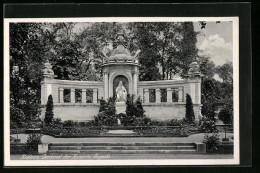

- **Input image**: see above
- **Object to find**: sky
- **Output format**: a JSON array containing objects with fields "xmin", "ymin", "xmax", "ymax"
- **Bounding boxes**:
[{"xmin": 193, "ymin": 21, "xmax": 233, "ymax": 66}]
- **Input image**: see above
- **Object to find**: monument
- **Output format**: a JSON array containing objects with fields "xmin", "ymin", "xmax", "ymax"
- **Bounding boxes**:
[
  {"xmin": 115, "ymin": 81, "xmax": 127, "ymax": 102},
  {"xmin": 40, "ymin": 31, "xmax": 202, "ymax": 122}
]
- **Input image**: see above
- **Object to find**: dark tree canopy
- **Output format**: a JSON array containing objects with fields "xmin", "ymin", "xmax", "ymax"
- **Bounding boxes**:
[{"xmin": 218, "ymin": 108, "xmax": 232, "ymax": 125}]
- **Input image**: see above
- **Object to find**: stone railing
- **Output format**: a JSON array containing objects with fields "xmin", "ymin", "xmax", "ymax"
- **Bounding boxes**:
[
  {"xmin": 41, "ymin": 78, "xmax": 104, "ymax": 105},
  {"xmin": 137, "ymin": 78, "xmax": 201, "ymax": 105}
]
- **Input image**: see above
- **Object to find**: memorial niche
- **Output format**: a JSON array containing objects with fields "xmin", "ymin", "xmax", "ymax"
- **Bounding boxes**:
[{"xmin": 113, "ymin": 75, "xmax": 128, "ymax": 102}]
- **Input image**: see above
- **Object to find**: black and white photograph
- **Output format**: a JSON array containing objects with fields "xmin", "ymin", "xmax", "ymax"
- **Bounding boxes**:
[{"xmin": 4, "ymin": 17, "xmax": 239, "ymax": 166}]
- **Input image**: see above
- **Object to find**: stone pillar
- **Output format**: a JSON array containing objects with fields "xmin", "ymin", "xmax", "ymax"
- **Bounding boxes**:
[
  {"xmin": 178, "ymin": 86, "xmax": 183, "ymax": 102},
  {"xmin": 167, "ymin": 88, "xmax": 172, "ymax": 103},
  {"xmin": 104, "ymin": 72, "xmax": 109, "ymax": 100},
  {"xmin": 82, "ymin": 89, "xmax": 86, "ymax": 103},
  {"xmin": 93, "ymin": 89, "xmax": 98, "ymax": 103},
  {"xmin": 59, "ymin": 88, "xmax": 64, "ymax": 103},
  {"xmin": 156, "ymin": 88, "xmax": 161, "ymax": 103},
  {"xmin": 38, "ymin": 144, "xmax": 49, "ymax": 154},
  {"xmin": 71, "ymin": 88, "xmax": 75, "ymax": 103},
  {"xmin": 133, "ymin": 72, "xmax": 138, "ymax": 96},
  {"xmin": 144, "ymin": 89, "xmax": 149, "ymax": 103}
]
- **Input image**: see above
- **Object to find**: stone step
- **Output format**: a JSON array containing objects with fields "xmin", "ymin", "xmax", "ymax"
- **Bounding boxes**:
[
  {"xmin": 49, "ymin": 145, "xmax": 195, "ymax": 150},
  {"xmin": 48, "ymin": 149, "xmax": 197, "ymax": 154},
  {"xmin": 49, "ymin": 142, "xmax": 195, "ymax": 147}
]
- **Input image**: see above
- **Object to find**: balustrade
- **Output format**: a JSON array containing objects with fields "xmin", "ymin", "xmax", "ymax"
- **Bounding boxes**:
[
  {"xmin": 143, "ymin": 86, "xmax": 185, "ymax": 103},
  {"xmin": 58, "ymin": 88, "xmax": 99, "ymax": 104}
]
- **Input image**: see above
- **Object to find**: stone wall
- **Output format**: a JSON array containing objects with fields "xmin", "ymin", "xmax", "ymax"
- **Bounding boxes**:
[
  {"xmin": 143, "ymin": 103, "xmax": 201, "ymax": 121},
  {"xmin": 40, "ymin": 103, "xmax": 201, "ymax": 122},
  {"xmin": 41, "ymin": 104, "xmax": 99, "ymax": 121}
]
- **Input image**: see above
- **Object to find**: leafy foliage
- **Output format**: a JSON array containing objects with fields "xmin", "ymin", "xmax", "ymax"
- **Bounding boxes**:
[
  {"xmin": 94, "ymin": 97, "xmax": 117, "ymax": 126},
  {"xmin": 203, "ymin": 132, "xmax": 220, "ymax": 152},
  {"xmin": 200, "ymin": 61, "xmax": 233, "ymax": 119},
  {"xmin": 149, "ymin": 119, "xmax": 184, "ymax": 126},
  {"xmin": 134, "ymin": 127, "xmax": 188, "ymax": 136},
  {"xmin": 219, "ymin": 107, "xmax": 233, "ymax": 139},
  {"xmin": 63, "ymin": 120, "xmax": 77, "ymax": 127},
  {"xmin": 185, "ymin": 94, "xmax": 195, "ymax": 123},
  {"xmin": 216, "ymin": 62, "xmax": 233, "ymax": 84},
  {"xmin": 44, "ymin": 95, "xmax": 54, "ymax": 125},
  {"xmin": 127, "ymin": 22, "xmax": 198, "ymax": 80},
  {"xmin": 10, "ymin": 23, "xmax": 46, "ymax": 121},
  {"xmin": 42, "ymin": 126, "xmax": 106, "ymax": 136},
  {"xmin": 26, "ymin": 133, "xmax": 42, "ymax": 152},
  {"xmin": 10, "ymin": 106, "xmax": 25, "ymax": 128},
  {"xmin": 121, "ymin": 94, "xmax": 149, "ymax": 126},
  {"xmin": 219, "ymin": 108, "xmax": 232, "ymax": 125},
  {"xmin": 199, "ymin": 116, "xmax": 217, "ymax": 133},
  {"xmin": 52, "ymin": 118, "xmax": 62, "ymax": 126}
]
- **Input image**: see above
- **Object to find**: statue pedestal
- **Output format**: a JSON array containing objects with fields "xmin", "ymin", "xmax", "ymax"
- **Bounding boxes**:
[{"xmin": 116, "ymin": 102, "xmax": 126, "ymax": 114}]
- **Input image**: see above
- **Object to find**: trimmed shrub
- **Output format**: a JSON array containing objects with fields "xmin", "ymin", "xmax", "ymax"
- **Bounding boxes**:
[
  {"xmin": 149, "ymin": 119, "xmax": 184, "ymax": 126},
  {"xmin": 44, "ymin": 94, "xmax": 54, "ymax": 125},
  {"xmin": 63, "ymin": 120, "xmax": 79, "ymax": 127},
  {"xmin": 203, "ymin": 132, "xmax": 220, "ymax": 152},
  {"xmin": 122, "ymin": 94, "xmax": 149, "ymax": 126},
  {"xmin": 185, "ymin": 94, "xmax": 195, "ymax": 123},
  {"xmin": 52, "ymin": 118, "xmax": 62, "ymax": 126},
  {"xmin": 94, "ymin": 97, "xmax": 117, "ymax": 126},
  {"xmin": 26, "ymin": 133, "xmax": 42, "ymax": 152},
  {"xmin": 133, "ymin": 116, "xmax": 151, "ymax": 126},
  {"xmin": 199, "ymin": 116, "xmax": 217, "ymax": 133},
  {"xmin": 167, "ymin": 119, "xmax": 184, "ymax": 126}
]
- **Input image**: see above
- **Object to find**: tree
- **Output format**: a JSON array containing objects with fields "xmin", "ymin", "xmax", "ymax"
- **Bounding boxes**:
[
  {"xmin": 10, "ymin": 23, "xmax": 47, "ymax": 121},
  {"xmin": 185, "ymin": 94, "xmax": 195, "ymax": 123},
  {"xmin": 218, "ymin": 107, "xmax": 232, "ymax": 140},
  {"xmin": 216, "ymin": 62, "xmax": 233, "ymax": 84},
  {"xmin": 44, "ymin": 95, "xmax": 54, "ymax": 125},
  {"xmin": 201, "ymin": 78, "xmax": 222, "ymax": 119},
  {"xmin": 175, "ymin": 22, "xmax": 199, "ymax": 77},
  {"xmin": 127, "ymin": 23, "xmax": 161, "ymax": 81},
  {"xmin": 127, "ymin": 22, "xmax": 199, "ymax": 80},
  {"xmin": 10, "ymin": 106, "xmax": 25, "ymax": 128},
  {"xmin": 216, "ymin": 62, "xmax": 233, "ymax": 112}
]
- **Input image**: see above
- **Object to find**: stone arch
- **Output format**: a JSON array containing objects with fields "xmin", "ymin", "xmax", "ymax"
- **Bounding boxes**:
[{"xmin": 109, "ymin": 71, "xmax": 132, "ymax": 98}]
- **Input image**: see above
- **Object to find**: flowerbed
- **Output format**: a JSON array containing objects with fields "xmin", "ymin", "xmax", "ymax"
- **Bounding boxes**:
[
  {"xmin": 42, "ymin": 125, "xmax": 108, "ymax": 137},
  {"xmin": 133, "ymin": 126, "xmax": 195, "ymax": 136},
  {"xmin": 10, "ymin": 143, "xmax": 30, "ymax": 154}
]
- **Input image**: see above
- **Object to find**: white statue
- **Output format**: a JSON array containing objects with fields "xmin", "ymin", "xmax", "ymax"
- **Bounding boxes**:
[
  {"xmin": 117, "ymin": 118, "xmax": 121, "ymax": 125},
  {"xmin": 116, "ymin": 81, "xmax": 127, "ymax": 102}
]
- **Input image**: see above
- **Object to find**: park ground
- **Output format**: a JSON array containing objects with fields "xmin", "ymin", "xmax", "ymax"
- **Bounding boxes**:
[
  {"xmin": 10, "ymin": 132, "xmax": 233, "ymax": 160},
  {"xmin": 11, "ymin": 132, "xmax": 233, "ymax": 143}
]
